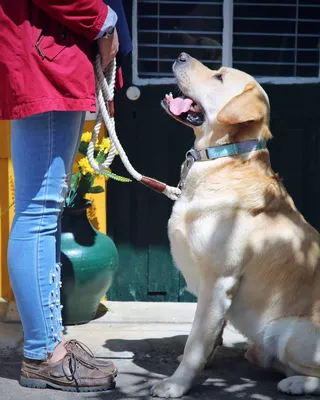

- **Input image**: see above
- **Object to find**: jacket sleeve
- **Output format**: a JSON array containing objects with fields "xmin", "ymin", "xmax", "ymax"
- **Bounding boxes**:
[{"xmin": 32, "ymin": 0, "xmax": 109, "ymax": 42}]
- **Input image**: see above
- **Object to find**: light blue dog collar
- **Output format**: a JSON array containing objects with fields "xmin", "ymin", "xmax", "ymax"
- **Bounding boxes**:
[
  {"xmin": 189, "ymin": 139, "xmax": 267, "ymax": 162},
  {"xmin": 178, "ymin": 139, "xmax": 267, "ymax": 191}
]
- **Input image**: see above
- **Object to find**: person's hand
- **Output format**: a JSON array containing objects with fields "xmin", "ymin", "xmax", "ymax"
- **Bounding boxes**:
[{"xmin": 98, "ymin": 27, "xmax": 119, "ymax": 68}]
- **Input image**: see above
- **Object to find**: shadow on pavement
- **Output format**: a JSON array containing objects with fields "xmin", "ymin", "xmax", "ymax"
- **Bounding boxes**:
[
  {"xmin": 1, "ymin": 335, "xmax": 317, "ymax": 399},
  {"xmin": 97, "ymin": 335, "xmax": 313, "ymax": 400}
]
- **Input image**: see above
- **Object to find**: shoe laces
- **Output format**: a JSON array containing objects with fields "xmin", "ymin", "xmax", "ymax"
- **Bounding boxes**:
[
  {"xmin": 66, "ymin": 339, "xmax": 95, "ymax": 359},
  {"xmin": 63, "ymin": 350, "xmax": 97, "ymax": 384}
]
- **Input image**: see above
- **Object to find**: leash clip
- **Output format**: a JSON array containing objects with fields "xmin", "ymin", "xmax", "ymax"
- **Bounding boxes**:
[{"xmin": 178, "ymin": 148, "xmax": 200, "ymax": 191}]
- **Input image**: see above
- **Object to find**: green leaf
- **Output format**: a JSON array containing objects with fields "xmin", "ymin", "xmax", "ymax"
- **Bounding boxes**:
[
  {"xmin": 78, "ymin": 141, "xmax": 102, "ymax": 158},
  {"xmin": 70, "ymin": 172, "xmax": 80, "ymax": 188},
  {"xmin": 66, "ymin": 172, "xmax": 81, "ymax": 207},
  {"xmin": 78, "ymin": 141, "xmax": 89, "ymax": 156},
  {"xmin": 75, "ymin": 173, "xmax": 93, "ymax": 199},
  {"xmin": 100, "ymin": 170, "xmax": 132, "ymax": 183},
  {"xmin": 96, "ymin": 151, "xmax": 107, "ymax": 164},
  {"xmin": 88, "ymin": 185, "xmax": 105, "ymax": 194},
  {"xmin": 85, "ymin": 173, "xmax": 95, "ymax": 187}
]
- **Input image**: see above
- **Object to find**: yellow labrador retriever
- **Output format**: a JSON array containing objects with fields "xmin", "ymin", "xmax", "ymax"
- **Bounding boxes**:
[{"xmin": 150, "ymin": 53, "xmax": 320, "ymax": 398}]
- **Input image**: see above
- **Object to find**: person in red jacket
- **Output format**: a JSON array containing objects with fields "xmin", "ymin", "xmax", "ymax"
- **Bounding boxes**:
[{"xmin": 0, "ymin": 0, "xmax": 121, "ymax": 392}]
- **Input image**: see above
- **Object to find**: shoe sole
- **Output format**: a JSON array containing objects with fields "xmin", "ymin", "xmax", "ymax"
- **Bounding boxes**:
[{"xmin": 20, "ymin": 373, "xmax": 117, "ymax": 392}]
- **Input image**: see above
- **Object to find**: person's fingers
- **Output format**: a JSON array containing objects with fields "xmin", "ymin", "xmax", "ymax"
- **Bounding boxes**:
[
  {"xmin": 98, "ymin": 28, "xmax": 119, "ymax": 68},
  {"xmin": 101, "ymin": 51, "xmax": 118, "ymax": 68},
  {"xmin": 110, "ymin": 50, "xmax": 118, "ymax": 58}
]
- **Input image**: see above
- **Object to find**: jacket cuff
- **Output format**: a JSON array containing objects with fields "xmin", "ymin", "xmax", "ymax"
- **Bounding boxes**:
[
  {"xmin": 95, "ymin": 6, "xmax": 118, "ymax": 39},
  {"xmin": 87, "ymin": 1, "xmax": 109, "ymax": 42}
]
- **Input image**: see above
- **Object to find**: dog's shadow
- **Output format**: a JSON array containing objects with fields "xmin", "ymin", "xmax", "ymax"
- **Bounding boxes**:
[{"xmin": 103, "ymin": 335, "xmax": 294, "ymax": 399}]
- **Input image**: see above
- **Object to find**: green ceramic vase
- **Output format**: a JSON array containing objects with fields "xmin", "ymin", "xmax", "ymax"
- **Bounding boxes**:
[{"xmin": 60, "ymin": 202, "xmax": 118, "ymax": 325}]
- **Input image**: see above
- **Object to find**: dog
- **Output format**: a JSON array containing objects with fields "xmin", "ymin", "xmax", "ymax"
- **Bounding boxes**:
[{"xmin": 150, "ymin": 53, "xmax": 320, "ymax": 398}]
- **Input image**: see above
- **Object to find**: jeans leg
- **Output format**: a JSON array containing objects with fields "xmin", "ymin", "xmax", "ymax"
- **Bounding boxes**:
[
  {"xmin": 55, "ymin": 112, "xmax": 86, "ymax": 266},
  {"xmin": 55, "ymin": 112, "xmax": 85, "ymax": 335},
  {"xmin": 9, "ymin": 111, "xmax": 86, "ymax": 360}
]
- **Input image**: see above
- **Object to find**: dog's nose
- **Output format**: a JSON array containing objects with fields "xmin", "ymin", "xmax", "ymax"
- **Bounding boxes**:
[{"xmin": 177, "ymin": 52, "xmax": 189, "ymax": 64}]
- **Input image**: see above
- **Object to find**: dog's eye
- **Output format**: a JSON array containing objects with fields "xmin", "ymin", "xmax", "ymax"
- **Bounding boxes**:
[{"xmin": 214, "ymin": 73, "xmax": 223, "ymax": 82}]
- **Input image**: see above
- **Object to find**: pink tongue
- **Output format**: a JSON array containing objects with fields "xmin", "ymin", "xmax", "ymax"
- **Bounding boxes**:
[{"xmin": 169, "ymin": 97, "xmax": 193, "ymax": 116}]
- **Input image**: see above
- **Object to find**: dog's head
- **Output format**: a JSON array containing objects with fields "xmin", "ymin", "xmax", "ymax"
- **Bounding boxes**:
[{"xmin": 162, "ymin": 53, "xmax": 271, "ymax": 146}]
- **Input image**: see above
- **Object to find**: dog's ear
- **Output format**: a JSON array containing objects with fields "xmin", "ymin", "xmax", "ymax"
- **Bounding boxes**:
[{"xmin": 217, "ymin": 82, "xmax": 268, "ymax": 125}]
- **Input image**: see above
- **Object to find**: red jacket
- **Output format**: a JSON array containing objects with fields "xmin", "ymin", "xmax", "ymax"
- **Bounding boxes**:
[{"xmin": 0, "ymin": 1, "xmax": 111, "ymax": 120}]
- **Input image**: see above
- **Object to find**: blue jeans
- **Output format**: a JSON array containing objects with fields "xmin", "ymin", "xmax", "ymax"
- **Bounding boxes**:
[{"xmin": 8, "ymin": 111, "xmax": 85, "ymax": 360}]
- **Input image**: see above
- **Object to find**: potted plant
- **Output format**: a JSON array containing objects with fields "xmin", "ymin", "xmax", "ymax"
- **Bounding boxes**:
[{"xmin": 60, "ymin": 131, "xmax": 130, "ymax": 325}]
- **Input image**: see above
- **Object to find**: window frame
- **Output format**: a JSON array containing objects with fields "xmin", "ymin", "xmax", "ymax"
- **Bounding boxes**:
[{"xmin": 132, "ymin": 0, "xmax": 320, "ymax": 86}]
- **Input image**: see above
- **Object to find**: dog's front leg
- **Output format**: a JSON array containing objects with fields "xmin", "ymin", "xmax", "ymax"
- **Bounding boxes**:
[{"xmin": 150, "ymin": 276, "xmax": 236, "ymax": 398}]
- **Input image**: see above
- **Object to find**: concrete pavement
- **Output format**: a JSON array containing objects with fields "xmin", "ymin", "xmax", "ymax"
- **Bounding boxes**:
[{"xmin": 0, "ymin": 302, "xmax": 313, "ymax": 399}]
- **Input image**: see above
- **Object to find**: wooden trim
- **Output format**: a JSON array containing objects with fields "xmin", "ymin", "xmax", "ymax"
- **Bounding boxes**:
[{"xmin": 0, "ymin": 121, "xmax": 14, "ymax": 301}]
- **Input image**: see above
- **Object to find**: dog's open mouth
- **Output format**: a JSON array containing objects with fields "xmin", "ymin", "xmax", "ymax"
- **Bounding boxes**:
[{"xmin": 161, "ymin": 93, "xmax": 205, "ymax": 126}]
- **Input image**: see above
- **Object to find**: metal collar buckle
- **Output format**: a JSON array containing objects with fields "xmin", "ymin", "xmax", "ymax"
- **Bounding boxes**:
[{"xmin": 178, "ymin": 149, "xmax": 200, "ymax": 191}]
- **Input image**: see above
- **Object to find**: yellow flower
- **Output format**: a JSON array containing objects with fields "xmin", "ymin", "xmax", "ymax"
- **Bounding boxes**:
[
  {"xmin": 98, "ymin": 137, "xmax": 111, "ymax": 154},
  {"xmin": 81, "ymin": 131, "xmax": 92, "ymax": 143},
  {"xmin": 78, "ymin": 157, "xmax": 94, "ymax": 175}
]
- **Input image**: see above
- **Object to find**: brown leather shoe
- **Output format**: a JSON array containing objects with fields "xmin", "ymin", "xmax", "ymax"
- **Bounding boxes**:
[
  {"xmin": 20, "ymin": 351, "xmax": 116, "ymax": 392},
  {"xmin": 64, "ymin": 339, "xmax": 116, "ymax": 371}
]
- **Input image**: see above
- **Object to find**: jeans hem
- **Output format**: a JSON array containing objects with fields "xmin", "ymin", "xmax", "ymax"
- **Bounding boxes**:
[{"xmin": 24, "ymin": 339, "xmax": 61, "ymax": 360}]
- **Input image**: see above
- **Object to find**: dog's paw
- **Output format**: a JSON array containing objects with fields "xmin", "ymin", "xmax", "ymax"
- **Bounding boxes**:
[
  {"xmin": 277, "ymin": 376, "xmax": 320, "ymax": 395},
  {"xmin": 150, "ymin": 378, "xmax": 190, "ymax": 398}
]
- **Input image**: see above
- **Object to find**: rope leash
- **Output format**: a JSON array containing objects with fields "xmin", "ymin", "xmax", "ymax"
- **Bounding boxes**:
[{"xmin": 87, "ymin": 54, "xmax": 181, "ymax": 201}]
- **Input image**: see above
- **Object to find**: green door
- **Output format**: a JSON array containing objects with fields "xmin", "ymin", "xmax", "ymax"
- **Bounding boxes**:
[
  {"xmin": 107, "ymin": 1, "xmax": 320, "ymax": 302},
  {"xmin": 107, "ymin": 73, "xmax": 196, "ymax": 302}
]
